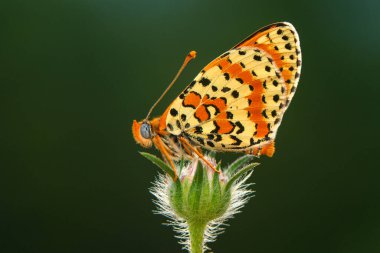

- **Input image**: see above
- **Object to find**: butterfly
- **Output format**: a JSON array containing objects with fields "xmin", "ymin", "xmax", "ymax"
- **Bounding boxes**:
[{"xmin": 133, "ymin": 22, "xmax": 302, "ymax": 178}]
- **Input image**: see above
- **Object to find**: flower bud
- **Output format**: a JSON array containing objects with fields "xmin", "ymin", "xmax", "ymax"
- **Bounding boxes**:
[{"xmin": 141, "ymin": 152, "xmax": 258, "ymax": 253}]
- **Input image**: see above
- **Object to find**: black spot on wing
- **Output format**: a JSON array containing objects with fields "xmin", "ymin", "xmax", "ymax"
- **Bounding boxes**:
[
  {"xmin": 232, "ymin": 90, "xmax": 239, "ymax": 98},
  {"xmin": 230, "ymin": 135, "xmax": 242, "ymax": 146},
  {"xmin": 196, "ymin": 137, "xmax": 205, "ymax": 145},
  {"xmin": 254, "ymin": 55, "xmax": 261, "ymax": 61},
  {"xmin": 263, "ymin": 80, "xmax": 267, "ymax": 89},
  {"xmin": 235, "ymin": 121, "xmax": 244, "ymax": 134},
  {"xmin": 222, "ymin": 87, "xmax": 231, "ymax": 93},
  {"xmin": 215, "ymin": 134, "xmax": 222, "ymax": 142},
  {"xmin": 262, "ymin": 109, "xmax": 268, "ymax": 119},
  {"xmin": 210, "ymin": 121, "xmax": 220, "ymax": 134},
  {"xmin": 207, "ymin": 141, "xmax": 215, "ymax": 147},
  {"xmin": 262, "ymin": 95, "xmax": 267, "ymax": 103},
  {"xmin": 195, "ymin": 126, "xmax": 203, "ymax": 134},
  {"xmin": 199, "ymin": 77, "xmax": 211, "ymax": 87},
  {"xmin": 170, "ymin": 108, "xmax": 178, "ymax": 116}
]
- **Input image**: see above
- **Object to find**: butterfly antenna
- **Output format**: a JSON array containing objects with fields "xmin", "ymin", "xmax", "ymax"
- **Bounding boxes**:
[{"xmin": 145, "ymin": 50, "xmax": 197, "ymax": 120}]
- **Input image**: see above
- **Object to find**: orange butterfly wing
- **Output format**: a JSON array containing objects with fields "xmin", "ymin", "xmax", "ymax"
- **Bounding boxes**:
[{"xmin": 163, "ymin": 22, "xmax": 302, "ymax": 154}]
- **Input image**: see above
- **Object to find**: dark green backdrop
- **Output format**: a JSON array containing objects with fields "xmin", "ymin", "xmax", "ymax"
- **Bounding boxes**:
[{"xmin": 1, "ymin": 0, "xmax": 379, "ymax": 252}]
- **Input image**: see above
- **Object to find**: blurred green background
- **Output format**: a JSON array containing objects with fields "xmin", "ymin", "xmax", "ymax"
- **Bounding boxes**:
[{"xmin": 1, "ymin": 0, "xmax": 379, "ymax": 252}]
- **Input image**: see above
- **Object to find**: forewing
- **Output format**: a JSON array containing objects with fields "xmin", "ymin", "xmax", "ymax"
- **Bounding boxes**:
[{"xmin": 165, "ymin": 22, "xmax": 301, "ymax": 151}]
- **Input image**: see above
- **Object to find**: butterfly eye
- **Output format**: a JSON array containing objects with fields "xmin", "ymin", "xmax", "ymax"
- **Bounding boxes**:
[{"xmin": 140, "ymin": 122, "xmax": 152, "ymax": 139}]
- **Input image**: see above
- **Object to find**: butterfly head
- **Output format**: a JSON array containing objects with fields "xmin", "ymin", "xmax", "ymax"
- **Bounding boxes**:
[{"xmin": 132, "ymin": 120, "xmax": 153, "ymax": 148}]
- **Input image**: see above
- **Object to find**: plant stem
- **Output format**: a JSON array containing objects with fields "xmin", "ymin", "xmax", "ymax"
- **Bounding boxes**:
[{"xmin": 188, "ymin": 221, "xmax": 207, "ymax": 253}]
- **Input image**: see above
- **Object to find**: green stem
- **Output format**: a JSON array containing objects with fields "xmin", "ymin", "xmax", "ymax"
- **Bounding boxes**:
[{"xmin": 188, "ymin": 221, "xmax": 207, "ymax": 253}]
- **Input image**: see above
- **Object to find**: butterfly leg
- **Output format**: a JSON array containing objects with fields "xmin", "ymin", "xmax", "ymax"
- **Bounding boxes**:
[
  {"xmin": 153, "ymin": 135, "xmax": 178, "ymax": 180},
  {"xmin": 179, "ymin": 137, "xmax": 220, "ymax": 173}
]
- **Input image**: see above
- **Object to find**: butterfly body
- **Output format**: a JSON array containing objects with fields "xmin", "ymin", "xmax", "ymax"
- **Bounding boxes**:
[{"xmin": 133, "ymin": 22, "xmax": 302, "ymax": 176}]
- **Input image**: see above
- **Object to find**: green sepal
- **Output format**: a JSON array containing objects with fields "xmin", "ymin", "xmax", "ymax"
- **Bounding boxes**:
[
  {"xmin": 210, "ymin": 168, "xmax": 223, "ymax": 218},
  {"xmin": 211, "ymin": 166, "xmax": 221, "ymax": 204},
  {"xmin": 224, "ymin": 162, "xmax": 259, "ymax": 193},
  {"xmin": 139, "ymin": 152, "xmax": 176, "ymax": 180},
  {"xmin": 188, "ymin": 162, "xmax": 204, "ymax": 215},
  {"xmin": 199, "ymin": 165, "xmax": 211, "ymax": 217},
  {"xmin": 170, "ymin": 179, "xmax": 184, "ymax": 217},
  {"xmin": 226, "ymin": 155, "xmax": 254, "ymax": 177}
]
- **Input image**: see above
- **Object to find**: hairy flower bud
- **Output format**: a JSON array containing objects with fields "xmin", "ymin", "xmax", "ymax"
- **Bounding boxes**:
[{"xmin": 141, "ymin": 152, "xmax": 258, "ymax": 253}]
